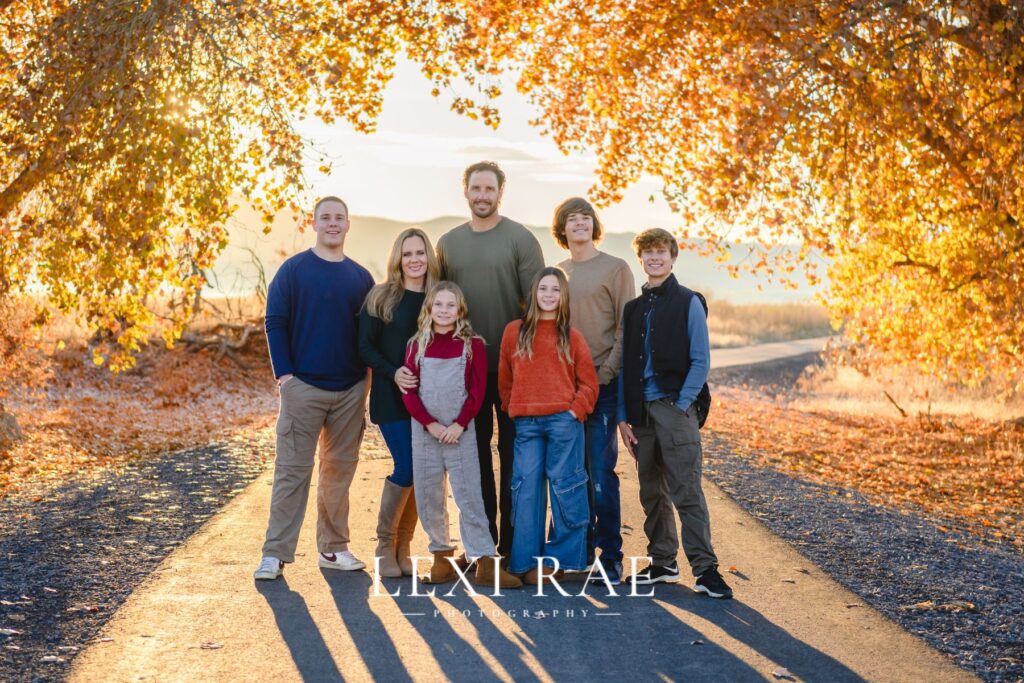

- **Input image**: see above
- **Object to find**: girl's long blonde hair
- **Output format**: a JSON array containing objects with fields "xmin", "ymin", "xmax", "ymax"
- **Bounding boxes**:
[
  {"xmin": 364, "ymin": 227, "xmax": 440, "ymax": 323},
  {"xmin": 516, "ymin": 267, "xmax": 573, "ymax": 364},
  {"xmin": 409, "ymin": 281, "xmax": 479, "ymax": 366}
]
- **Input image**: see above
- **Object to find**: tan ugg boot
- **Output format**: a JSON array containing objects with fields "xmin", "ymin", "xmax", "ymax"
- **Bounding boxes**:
[
  {"xmin": 422, "ymin": 549, "xmax": 457, "ymax": 584},
  {"xmin": 473, "ymin": 556, "xmax": 522, "ymax": 589},
  {"xmin": 374, "ymin": 480, "xmax": 410, "ymax": 578},
  {"xmin": 522, "ymin": 567, "xmax": 565, "ymax": 585},
  {"xmin": 394, "ymin": 487, "xmax": 418, "ymax": 576}
]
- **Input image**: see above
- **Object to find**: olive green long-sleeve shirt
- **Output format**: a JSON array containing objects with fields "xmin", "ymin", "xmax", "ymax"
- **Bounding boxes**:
[{"xmin": 437, "ymin": 218, "xmax": 545, "ymax": 372}]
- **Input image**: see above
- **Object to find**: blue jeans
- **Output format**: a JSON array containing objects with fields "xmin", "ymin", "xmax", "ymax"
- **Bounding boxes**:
[
  {"xmin": 585, "ymin": 378, "xmax": 622, "ymax": 563},
  {"xmin": 509, "ymin": 412, "xmax": 590, "ymax": 574},
  {"xmin": 378, "ymin": 420, "xmax": 413, "ymax": 487}
]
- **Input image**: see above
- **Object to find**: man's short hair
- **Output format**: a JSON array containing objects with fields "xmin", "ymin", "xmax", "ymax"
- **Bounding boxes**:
[
  {"xmin": 314, "ymin": 195, "xmax": 349, "ymax": 217},
  {"xmin": 551, "ymin": 197, "xmax": 604, "ymax": 248},
  {"xmin": 463, "ymin": 161, "xmax": 506, "ymax": 190},
  {"xmin": 632, "ymin": 228, "xmax": 679, "ymax": 258}
]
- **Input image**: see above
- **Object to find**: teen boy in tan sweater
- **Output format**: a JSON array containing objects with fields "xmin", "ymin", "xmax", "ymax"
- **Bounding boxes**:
[{"xmin": 553, "ymin": 197, "xmax": 635, "ymax": 585}]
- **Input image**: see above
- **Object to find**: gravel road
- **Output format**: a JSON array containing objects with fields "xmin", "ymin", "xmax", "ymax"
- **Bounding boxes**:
[
  {"xmin": 2, "ymin": 354, "xmax": 1020, "ymax": 682},
  {"xmin": 0, "ymin": 434, "xmax": 271, "ymax": 682},
  {"xmin": 706, "ymin": 356, "xmax": 1024, "ymax": 683}
]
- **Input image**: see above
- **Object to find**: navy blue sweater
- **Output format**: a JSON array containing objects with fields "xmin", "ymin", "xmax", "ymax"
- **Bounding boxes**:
[{"xmin": 265, "ymin": 250, "xmax": 375, "ymax": 391}]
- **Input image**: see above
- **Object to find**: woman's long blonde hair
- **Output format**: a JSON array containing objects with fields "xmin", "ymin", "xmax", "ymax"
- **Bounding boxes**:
[
  {"xmin": 516, "ymin": 267, "xmax": 573, "ymax": 364},
  {"xmin": 364, "ymin": 227, "xmax": 440, "ymax": 323},
  {"xmin": 408, "ymin": 281, "xmax": 479, "ymax": 366}
]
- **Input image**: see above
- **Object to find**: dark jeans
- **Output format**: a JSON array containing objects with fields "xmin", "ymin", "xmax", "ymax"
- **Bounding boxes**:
[
  {"xmin": 378, "ymin": 420, "xmax": 413, "ymax": 488},
  {"xmin": 474, "ymin": 372, "xmax": 516, "ymax": 554},
  {"xmin": 584, "ymin": 378, "xmax": 622, "ymax": 563}
]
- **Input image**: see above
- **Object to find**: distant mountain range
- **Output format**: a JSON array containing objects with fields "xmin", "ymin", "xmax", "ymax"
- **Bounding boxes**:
[{"xmin": 208, "ymin": 208, "xmax": 822, "ymax": 304}]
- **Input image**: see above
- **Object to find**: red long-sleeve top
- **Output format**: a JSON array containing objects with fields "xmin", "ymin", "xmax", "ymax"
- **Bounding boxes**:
[
  {"xmin": 402, "ymin": 332, "xmax": 488, "ymax": 428},
  {"xmin": 498, "ymin": 319, "xmax": 598, "ymax": 421}
]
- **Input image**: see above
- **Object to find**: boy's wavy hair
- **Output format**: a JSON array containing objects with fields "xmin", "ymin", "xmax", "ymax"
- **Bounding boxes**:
[
  {"xmin": 363, "ymin": 227, "xmax": 439, "ymax": 323},
  {"xmin": 551, "ymin": 196, "xmax": 604, "ymax": 249},
  {"xmin": 408, "ymin": 281, "xmax": 479, "ymax": 367},
  {"xmin": 516, "ymin": 267, "xmax": 573, "ymax": 364}
]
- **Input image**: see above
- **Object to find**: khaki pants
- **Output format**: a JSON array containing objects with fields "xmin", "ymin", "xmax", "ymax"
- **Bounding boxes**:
[
  {"xmin": 262, "ymin": 377, "xmax": 368, "ymax": 563},
  {"xmin": 634, "ymin": 399, "xmax": 718, "ymax": 576}
]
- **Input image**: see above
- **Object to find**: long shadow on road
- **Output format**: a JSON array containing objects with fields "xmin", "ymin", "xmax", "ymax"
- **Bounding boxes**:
[
  {"xmin": 322, "ymin": 571, "xmax": 414, "ymax": 683},
  {"xmin": 260, "ymin": 571, "xmax": 864, "ymax": 681},
  {"xmin": 256, "ymin": 577, "xmax": 344, "ymax": 682}
]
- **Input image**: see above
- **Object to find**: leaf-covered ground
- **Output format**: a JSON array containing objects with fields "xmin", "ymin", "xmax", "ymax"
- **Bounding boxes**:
[
  {"xmin": 5, "ymin": 345, "xmax": 1021, "ymax": 551},
  {"xmin": 2, "ymin": 347, "xmax": 1022, "ymax": 679},
  {"xmin": 706, "ymin": 367, "xmax": 1024, "ymax": 550},
  {"xmin": 0, "ymin": 344, "xmax": 278, "ymax": 499}
]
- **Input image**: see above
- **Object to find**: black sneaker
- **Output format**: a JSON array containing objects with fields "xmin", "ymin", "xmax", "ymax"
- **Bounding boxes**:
[
  {"xmin": 630, "ymin": 561, "xmax": 680, "ymax": 585},
  {"xmin": 587, "ymin": 557, "xmax": 623, "ymax": 586},
  {"xmin": 694, "ymin": 567, "xmax": 733, "ymax": 599}
]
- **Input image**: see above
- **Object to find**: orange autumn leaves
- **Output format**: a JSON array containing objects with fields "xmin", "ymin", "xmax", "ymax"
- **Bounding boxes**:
[
  {"xmin": 0, "ymin": 1, "xmax": 403, "ymax": 372},
  {"xmin": 0, "ymin": 344, "xmax": 277, "ymax": 497},
  {"xmin": 708, "ymin": 385, "xmax": 1024, "ymax": 548},
  {"xmin": 391, "ymin": 1, "xmax": 1024, "ymax": 389},
  {"xmin": 2, "ymin": 1, "xmax": 1022, "ymax": 389}
]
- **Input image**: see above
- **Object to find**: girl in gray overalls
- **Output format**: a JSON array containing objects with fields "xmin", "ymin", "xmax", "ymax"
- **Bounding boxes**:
[{"xmin": 401, "ymin": 282, "xmax": 522, "ymax": 589}]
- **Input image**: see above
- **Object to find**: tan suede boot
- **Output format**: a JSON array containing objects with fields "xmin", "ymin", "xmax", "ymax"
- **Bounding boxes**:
[
  {"xmin": 374, "ymin": 480, "xmax": 410, "ymax": 578},
  {"xmin": 473, "ymin": 556, "xmax": 522, "ymax": 589},
  {"xmin": 422, "ymin": 549, "xmax": 457, "ymax": 584},
  {"xmin": 522, "ymin": 567, "xmax": 565, "ymax": 585},
  {"xmin": 394, "ymin": 487, "xmax": 418, "ymax": 576}
]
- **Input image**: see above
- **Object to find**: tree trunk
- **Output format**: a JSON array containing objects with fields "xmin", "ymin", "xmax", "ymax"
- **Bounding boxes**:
[{"xmin": 0, "ymin": 405, "xmax": 23, "ymax": 452}]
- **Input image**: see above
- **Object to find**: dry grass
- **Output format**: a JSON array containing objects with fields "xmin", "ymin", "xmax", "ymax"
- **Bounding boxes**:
[
  {"xmin": 708, "ymin": 299, "xmax": 832, "ymax": 348},
  {"xmin": 794, "ymin": 362, "xmax": 1024, "ymax": 422}
]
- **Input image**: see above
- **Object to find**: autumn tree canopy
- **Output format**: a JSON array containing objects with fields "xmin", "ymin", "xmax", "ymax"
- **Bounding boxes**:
[
  {"xmin": 1, "ymin": 0, "xmax": 399, "ymax": 369},
  {"xmin": 2, "ymin": 1, "xmax": 1021, "ymax": 388}
]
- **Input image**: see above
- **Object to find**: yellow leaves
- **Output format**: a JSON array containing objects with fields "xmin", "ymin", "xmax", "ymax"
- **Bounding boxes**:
[{"xmin": 1, "ymin": 0, "xmax": 1021, "ymax": 387}]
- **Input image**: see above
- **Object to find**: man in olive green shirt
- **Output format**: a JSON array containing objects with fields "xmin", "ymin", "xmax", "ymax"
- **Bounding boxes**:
[
  {"xmin": 437, "ymin": 161, "xmax": 544, "ymax": 556},
  {"xmin": 554, "ymin": 196, "xmax": 635, "ymax": 584}
]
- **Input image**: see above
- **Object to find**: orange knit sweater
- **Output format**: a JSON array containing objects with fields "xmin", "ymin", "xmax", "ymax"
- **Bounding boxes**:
[{"xmin": 498, "ymin": 319, "xmax": 598, "ymax": 420}]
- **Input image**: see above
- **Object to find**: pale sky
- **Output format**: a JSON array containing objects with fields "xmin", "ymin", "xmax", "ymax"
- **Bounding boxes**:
[
  {"xmin": 295, "ymin": 58, "xmax": 681, "ymax": 232},
  {"xmin": 218, "ymin": 57, "xmax": 821, "ymax": 304}
]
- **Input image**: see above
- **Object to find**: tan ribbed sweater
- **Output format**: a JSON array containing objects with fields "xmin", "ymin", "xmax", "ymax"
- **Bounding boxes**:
[{"xmin": 557, "ymin": 251, "xmax": 636, "ymax": 384}]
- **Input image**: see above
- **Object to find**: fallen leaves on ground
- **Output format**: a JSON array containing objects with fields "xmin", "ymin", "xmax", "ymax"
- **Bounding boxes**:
[
  {"xmin": 707, "ymin": 386, "xmax": 1024, "ymax": 548},
  {"xmin": 902, "ymin": 600, "xmax": 978, "ymax": 613},
  {"xmin": 0, "ymin": 343, "xmax": 277, "ymax": 499}
]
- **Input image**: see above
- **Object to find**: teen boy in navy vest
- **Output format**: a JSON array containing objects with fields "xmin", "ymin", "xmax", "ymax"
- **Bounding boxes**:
[
  {"xmin": 617, "ymin": 228, "xmax": 732, "ymax": 598},
  {"xmin": 254, "ymin": 196, "xmax": 375, "ymax": 580}
]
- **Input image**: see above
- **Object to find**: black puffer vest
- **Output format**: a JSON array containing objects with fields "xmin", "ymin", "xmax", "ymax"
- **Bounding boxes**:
[{"xmin": 621, "ymin": 273, "xmax": 710, "ymax": 427}]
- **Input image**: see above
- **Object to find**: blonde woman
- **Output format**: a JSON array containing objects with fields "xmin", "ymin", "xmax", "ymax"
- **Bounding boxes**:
[
  {"xmin": 358, "ymin": 228, "xmax": 438, "ymax": 578},
  {"xmin": 401, "ymin": 282, "xmax": 521, "ymax": 588},
  {"xmin": 498, "ymin": 267, "xmax": 598, "ymax": 583}
]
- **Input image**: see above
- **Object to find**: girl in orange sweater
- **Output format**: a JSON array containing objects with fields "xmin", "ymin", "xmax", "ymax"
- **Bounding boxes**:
[{"xmin": 498, "ymin": 266, "xmax": 598, "ymax": 582}]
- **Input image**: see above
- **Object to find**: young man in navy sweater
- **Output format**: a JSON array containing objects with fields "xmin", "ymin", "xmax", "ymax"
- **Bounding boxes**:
[
  {"xmin": 617, "ymin": 228, "xmax": 732, "ymax": 599},
  {"xmin": 255, "ymin": 196, "xmax": 375, "ymax": 580}
]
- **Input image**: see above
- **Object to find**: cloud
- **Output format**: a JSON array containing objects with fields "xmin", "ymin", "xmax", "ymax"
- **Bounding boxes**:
[
  {"xmin": 532, "ymin": 172, "xmax": 596, "ymax": 183},
  {"xmin": 455, "ymin": 145, "xmax": 544, "ymax": 162}
]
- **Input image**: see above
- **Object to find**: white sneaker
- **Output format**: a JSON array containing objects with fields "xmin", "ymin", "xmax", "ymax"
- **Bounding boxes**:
[
  {"xmin": 318, "ymin": 550, "xmax": 366, "ymax": 571},
  {"xmin": 254, "ymin": 556, "xmax": 284, "ymax": 580}
]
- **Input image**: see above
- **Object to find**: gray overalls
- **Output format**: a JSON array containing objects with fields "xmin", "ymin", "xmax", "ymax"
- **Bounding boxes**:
[{"xmin": 411, "ymin": 344, "xmax": 495, "ymax": 559}]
